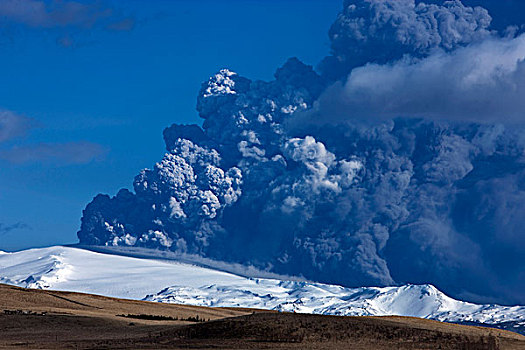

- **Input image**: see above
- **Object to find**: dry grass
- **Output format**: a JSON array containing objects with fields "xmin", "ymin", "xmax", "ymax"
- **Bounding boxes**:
[{"xmin": 0, "ymin": 284, "xmax": 523, "ymax": 349}]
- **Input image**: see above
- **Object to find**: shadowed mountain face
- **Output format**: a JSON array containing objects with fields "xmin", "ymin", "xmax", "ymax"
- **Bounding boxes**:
[{"xmin": 78, "ymin": 0, "xmax": 525, "ymax": 305}]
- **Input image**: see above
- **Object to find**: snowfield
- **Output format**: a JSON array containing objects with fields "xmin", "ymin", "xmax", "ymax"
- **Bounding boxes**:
[
  {"xmin": 0, "ymin": 246, "xmax": 246, "ymax": 299},
  {"xmin": 0, "ymin": 246, "xmax": 523, "ymax": 328}
]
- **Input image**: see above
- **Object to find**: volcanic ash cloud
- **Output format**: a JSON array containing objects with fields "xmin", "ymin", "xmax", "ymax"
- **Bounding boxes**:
[{"xmin": 78, "ymin": 0, "xmax": 525, "ymax": 305}]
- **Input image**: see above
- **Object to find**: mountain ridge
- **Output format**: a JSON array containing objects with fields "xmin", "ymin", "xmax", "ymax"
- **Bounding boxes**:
[{"xmin": 0, "ymin": 245, "xmax": 523, "ymax": 335}]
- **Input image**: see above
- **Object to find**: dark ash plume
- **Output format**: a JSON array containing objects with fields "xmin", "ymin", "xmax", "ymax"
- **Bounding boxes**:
[{"xmin": 78, "ymin": 1, "xmax": 525, "ymax": 305}]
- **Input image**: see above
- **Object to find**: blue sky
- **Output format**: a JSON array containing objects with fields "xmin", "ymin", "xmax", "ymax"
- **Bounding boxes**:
[
  {"xmin": 0, "ymin": 0, "xmax": 342, "ymax": 251},
  {"xmin": 1, "ymin": 0, "xmax": 524, "ymax": 305},
  {"xmin": 2, "ymin": 0, "xmax": 525, "ymax": 252}
]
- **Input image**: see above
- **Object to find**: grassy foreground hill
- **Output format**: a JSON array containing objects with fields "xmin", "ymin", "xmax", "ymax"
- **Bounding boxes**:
[{"xmin": 0, "ymin": 284, "xmax": 523, "ymax": 349}]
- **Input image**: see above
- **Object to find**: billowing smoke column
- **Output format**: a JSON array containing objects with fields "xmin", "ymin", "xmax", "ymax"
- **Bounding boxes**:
[
  {"xmin": 320, "ymin": 0, "xmax": 492, "ymax": 78},
  {"xmin": 78, "ymin": 0, "xmax": 525, "ymax": 305}
]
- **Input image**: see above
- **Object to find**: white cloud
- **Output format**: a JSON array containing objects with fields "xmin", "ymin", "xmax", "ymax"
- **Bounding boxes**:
[
  {"xmin": 0, "ymin": 0, "xmax": 133, "ymax": 30},
  {"xmin": 0, "ymin": 110, "xmax": 32, "ymax": 143},
  {"xmin": 306, "ymin": 34, "xmax": 525, "ymax": 125},
  {"xmin": 0, "ymin": 141, "xmax": 107, "ymax": 165}
]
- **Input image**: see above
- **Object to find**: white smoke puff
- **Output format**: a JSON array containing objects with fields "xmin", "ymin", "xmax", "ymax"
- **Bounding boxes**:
[
  {"xmin": 195, "ymin": 191, "xmax": 221, "ymax": 219},
  {"xmin": 110, "ymin": 234, "xmax": 137, "ymax": 247},
  {"xmin": 242, "ymin": 130, "xmax": 261, "ymax": 144},
  {"xmin": 169, "ymin": 197, "xmax": 186, "ymax": 219},
  {"xmin": 105, "ymin": 221, "xmax": 137, "ymax": 247},
  {"xmin": 281, "ymin": 196, "xmax": 305, "ymax": 214},
  {"xmin": 201, "ymin": 166, "xmax": 225, "ymax": 192},
  {"xmin": 203, "ymin": 69, "xmax": 239, "ymax": 98},
  {"xmin": 237, "ymin": 130, "xmax": 267, "ymax": 160},
  {"xmin": 222, "ymin": 168, "xmax": 243, "ymax": 205},
  {"xmin": 197, "ymin": 69, "xmax": 251, "ymax": 138},
  {"xmin": 163, "ymin": 124, "xmax": 212, "ymax": 152},
  {"xmin": 200, "ymin": 165, "xmax": 242, "ymax": 206},
  {"xmin": 153, "ymin": 154, "xmax": 195, "ymax": 195},
  {"xmin": 282, "ymin": 136, "xmax": 343, "ymax": 193},
  {"xmin": 283, "ymin": 136, "xmax": 336, "ymax": 166},
  {"xmin": 139, "ymin": 230, "xmax": 173, "ymax": 248},
  {"xmin": 104, "ymin": 222, "xmax": 132, "ymax": 246},
  {"xmin": 238, "ymin": 140, "xmax": 266, "ymax": 160},
  {"xmin": 337, "ymin": 160, "xmax": 363, "ymax": 187},
  {"xmin": 171, "ymin": 138, "xmax": 221, "ymax": 168}
]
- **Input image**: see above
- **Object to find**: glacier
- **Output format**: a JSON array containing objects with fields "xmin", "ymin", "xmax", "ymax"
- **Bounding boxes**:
[{"xmin": 0, "ymin": 246, "xmax": 523, "ymax": 334}]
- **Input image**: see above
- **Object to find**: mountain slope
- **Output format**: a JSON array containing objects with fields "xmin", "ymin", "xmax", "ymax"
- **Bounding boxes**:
[
  {"xmin": 145, "ymin": 281, "xmax": 525, "ymax": 329},
  {"xmin": 1, "ymin": 284, "xmax": 523, "ymax": 349},
  {"xmin": 0, "ymin": 246, "xmax": 523, "ymax": 334},
  {"xmin": 0, "ymin": 246, "xmax": 247, "ymax": 299}
]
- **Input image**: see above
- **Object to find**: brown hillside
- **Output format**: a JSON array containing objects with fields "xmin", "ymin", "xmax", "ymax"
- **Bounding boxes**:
[{"xmin": 0, "ymin": 283, "xmax": 523, "ymax": 349}]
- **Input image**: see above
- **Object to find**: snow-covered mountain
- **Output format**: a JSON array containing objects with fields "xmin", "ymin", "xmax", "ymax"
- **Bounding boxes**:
[
  {"xmin": 0, "ymin": 246, "xmax": 248, "ymax": 300},
  {"xmin": 145, "ymin": 282, "xmax": 524, "ymax": 326},
  {"xmin": 0, "ymin": 246, "xmax": 523, "ymax": 334}
]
